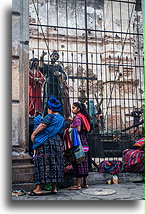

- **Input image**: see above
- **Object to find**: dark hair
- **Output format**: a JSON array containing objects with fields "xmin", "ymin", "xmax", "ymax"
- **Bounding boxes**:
[
  {"xmin": 73, "ymin": 102, "xmax": 91, "ymax": 122},
  {"xmin": 29, "ymin": 58, "xmax": 39, "ymax": 70}
]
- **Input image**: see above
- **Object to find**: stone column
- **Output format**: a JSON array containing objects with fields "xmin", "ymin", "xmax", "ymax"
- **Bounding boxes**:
[
  {"xmin": 12, "ymin": 1, "xmax": 35, "ymax": 188},
  {"xmin": 12, "ymin": 0, "xmax": 29, "ymax": 155}
]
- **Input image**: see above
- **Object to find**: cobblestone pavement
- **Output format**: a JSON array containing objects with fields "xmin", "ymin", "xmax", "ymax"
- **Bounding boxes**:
[{"xmin": 12, "ymin": 182, "xmax": 144, "ymax": 200}]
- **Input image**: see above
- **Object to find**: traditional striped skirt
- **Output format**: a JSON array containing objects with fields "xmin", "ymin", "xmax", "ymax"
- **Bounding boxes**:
[
  {"xmin": 72, "ymin": 153, "xmax": 89, "ymax": 178},
  {"xmin": 33, "ymin": 135, "xmax": 64, "ymax": 185},
  {"xmin": 72, "ymin": 132, "xmax": 89, "ymax": 178}
]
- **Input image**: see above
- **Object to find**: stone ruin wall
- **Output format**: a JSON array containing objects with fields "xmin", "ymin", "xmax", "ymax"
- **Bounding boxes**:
[
  {"xmin": 29, "ymin": 0, "xmax": 144, "ymax": 131},
  {"xmin": 12, "ymin": 0, "xmax": 29, "ymax": 149}
]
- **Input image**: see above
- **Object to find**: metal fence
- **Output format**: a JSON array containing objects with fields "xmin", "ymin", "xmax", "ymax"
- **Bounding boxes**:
[{"xmin": 29, "ymin": 0, "xmax": 144, "ymax": 168}]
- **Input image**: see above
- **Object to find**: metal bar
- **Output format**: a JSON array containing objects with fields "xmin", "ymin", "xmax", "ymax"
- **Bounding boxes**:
[
  {"xmin": 31, "ymin": 0, "xmax": 49, "ymax": 51},
  {"xmin": 128, "ymin": 0, "xmax": 135, "ymax": 138},
  {"xmin": 111, "ymin": 0, "xmax": 117, "ymax": 134},
  {"xmin": 71, "ymin": 52, "xmax": 74, "ymax": 105},
  {"xmin": 28, "ymin": 0, "xmax": 143, "ymax": 165},
  {"xmin": 134, "ymin": 57, "xmax": 139, "ymax": 111},
  {"xmin": 66, "ymin": 0, "xmax": 69, "ymax": 105},
  {"xmin": 37, "ymin": 0, "xmax": 39, "ymax": 62},
  {"xmin": 75, "ymin": 0, "xmax": 79, "ymax": 105},
  {"xmin": 102, "ymin": 0, "xmax": 108, "ymax": 147},
  {"xmin": 37, "ymin": 0, "xmax": 40, "ymax": 111},
  {"xmin": 29, "ymin": 23, "xmax": 143, "ymax": 36},
  {"xmin": 126, "ymin": 57, "xmax": 132, "ymax": 135},
  {"xmin": 119, "ymin": 0, "xmax": 127, "ymax": 140},
  {"xmin": 136, "ymin": 3, "xmax": 143, "ymax": 105},
  {"xmin": 135, "ymin": 0, "xmax": 144, "ymax": 137},
  {"xmin": 46, "ymin": 0, "xmax": 50, "ymax": 58},
  {"xmin": 37, "ymin": 59, "xmax": 144, "ymax": 67},
  {"xmin": 122, "ymin": 120, "xmax": 144, "ymax": 131},
  {"xmin": 107, "ymin": 0, "xmax": 136, "ymax": 4},
  {"xmin": 84, "ymin": 0, "xmax": 89, "ymax": 111},
  {"xmin": 68, "ymin": 76, "xmax": 97, "ymax": 80}
]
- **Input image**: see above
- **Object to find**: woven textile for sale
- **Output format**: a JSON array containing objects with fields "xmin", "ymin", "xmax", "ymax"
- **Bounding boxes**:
[
  {"xmin": 99, "ymin": 160, "xmax": 126, "ymax": 174},
  {"xmin": 122, "ymin": 138, "xmax": 144, "ymax": 172},
  {"xmin": 63, "ymin": 127, "xmax": 81, "ymax": 151}
]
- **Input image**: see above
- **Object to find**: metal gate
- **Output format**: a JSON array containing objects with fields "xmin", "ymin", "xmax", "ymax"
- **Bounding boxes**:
[{"xmin": 29, "ymin": 0, "xmax": 144, "ymax": 167}]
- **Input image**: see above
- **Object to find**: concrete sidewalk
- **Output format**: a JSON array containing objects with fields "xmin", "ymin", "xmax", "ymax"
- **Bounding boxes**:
[
  {"xmin": 12, "ymin": 171, "xmax": 144, "ymax": 191},
  {"xmin": 12, "ymin": 182, "xmax": 144, "ymax": 200},
  {"xmin": 88, "ymin": 172, "xmax": 144, "ymax": 184}
]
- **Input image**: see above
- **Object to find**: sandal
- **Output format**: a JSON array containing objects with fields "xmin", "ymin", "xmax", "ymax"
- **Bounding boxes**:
[
  {"xmin": 81, "ymin": 184, "xmax": 89, "ymax": 188},
  {"xmin": 28, "ymin": 190, "xmax": 49, "ymax": 196},
  {"xmin": 68, "ymin": 185, "xmax": 81, "ymax": 190},
  {"xmin": 28, "ymin": 191, "xmax": 43, "ymax": 196}
]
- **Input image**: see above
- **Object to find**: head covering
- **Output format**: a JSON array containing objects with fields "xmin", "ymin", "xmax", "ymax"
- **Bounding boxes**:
[
  {"xmin": 47, "ymin": 96, "xmax": 62, "ymax": 112},
  {"xmin": 133, "ymin": 137, "xmax": 144, "ymax": 148}
]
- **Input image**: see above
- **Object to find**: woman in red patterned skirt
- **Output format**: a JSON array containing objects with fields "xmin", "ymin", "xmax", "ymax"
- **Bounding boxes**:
[
  {"xmin": 28, "ymin": 96, "xmax": 64, "ymax": 196},
  {"xmin": 68, "ymin": 102, "xmax": 91, "ymax": 190}
]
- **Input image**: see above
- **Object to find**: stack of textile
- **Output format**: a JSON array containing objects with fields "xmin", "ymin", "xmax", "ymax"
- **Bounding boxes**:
[{"xmin": 122, "ymin": 138, "xmax": 144, "ymax": 172}]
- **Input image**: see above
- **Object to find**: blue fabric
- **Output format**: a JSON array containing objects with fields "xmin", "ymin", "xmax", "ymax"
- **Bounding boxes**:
[
  {"xmin": 73, "ymin": 128, "xmax": 81, "ymax": 147},
  {"xmin": 33, "ymin": 114, "xmax": 42, "ymax": 131},
  {"xmin": 89, "ymin": 99, "xmax": 95, "ymax": 116},
  {"xmin": 33, "ymin": 113, "xmax": 64, "ymax": 150},
  {"xmin": 47, "ymin": 96, "xmax": 62, "ymax": 112}
]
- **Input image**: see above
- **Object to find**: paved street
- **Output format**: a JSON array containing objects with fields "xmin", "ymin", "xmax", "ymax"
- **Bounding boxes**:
[{"xmin": 12, "ymin": 182, "xmax": 144, "ymax": 200}]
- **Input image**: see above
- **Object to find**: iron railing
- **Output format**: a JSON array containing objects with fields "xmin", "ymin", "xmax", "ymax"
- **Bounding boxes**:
[{"xmin": 29, "ymin": 0, "xmax": 144, "ymax": 168}]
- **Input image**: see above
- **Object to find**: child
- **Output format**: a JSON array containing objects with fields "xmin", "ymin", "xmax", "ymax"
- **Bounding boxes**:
[{"xmin": 33, "ymin": 112, "xmax": 42, "ymax": 157}]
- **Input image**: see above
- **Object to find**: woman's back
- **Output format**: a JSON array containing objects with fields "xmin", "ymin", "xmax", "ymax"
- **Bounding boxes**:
[{"xmin": 33, "ymin": 113, "xmax": 64, "ymax": 150}]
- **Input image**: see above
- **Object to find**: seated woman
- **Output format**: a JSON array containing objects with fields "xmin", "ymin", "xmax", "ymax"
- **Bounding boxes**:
[
  {"xmin": 122, "ymin": 137, "xmax": 144, "ymax": 173},
  {"xmin": 29, "ymin": 96, "xmax": 64, "ymax": 195},
  {"xmin": 67, "ymin": 102, "xmax": 91, "ymax": 190}
]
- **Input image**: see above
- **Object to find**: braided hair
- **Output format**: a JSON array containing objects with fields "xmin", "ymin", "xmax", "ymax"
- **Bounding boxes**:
[{"xmin": 73, "ymin": 102, "xmax": 91, "ymax": 122}]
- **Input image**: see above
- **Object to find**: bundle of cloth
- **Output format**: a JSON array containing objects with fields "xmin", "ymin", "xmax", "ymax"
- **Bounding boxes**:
[
  {"xmin": 122, "ymin": 137, "xmax": 144, "ymax": 172},
  {"xmin": 63, "ymin": 127, "xmax": 80, "ymax": 151},
  {"xmin": 63, "ymin": 127, "xmax": 86, "ymax": 163},
  {"xmin": 99, "ymin": 160, "xmax": 127, "ymax": 174}
]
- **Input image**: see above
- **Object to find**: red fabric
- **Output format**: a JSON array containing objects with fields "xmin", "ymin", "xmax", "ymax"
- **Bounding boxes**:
[
  {"xmin": 77, "ymin": 113, "xmax": 90, "ymax": 132},
  {"xmin": 123, "ymin": 148, "xmax": 144, "ymax": 166},
  {"xmin": 63, "ymin": 128, "xmax": 73, "ymax": 151},
  {"xmin": 29, "ymin": 100, "xmax": 35, "ymax": 116},
  {"xmin": 29, "ymin": 70, "xmax": 45, "ymax": 116},
  {"xmin": 122, "ymin": 138, "xmax": 144, "ymax": 172}
]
